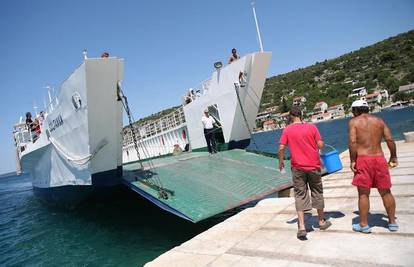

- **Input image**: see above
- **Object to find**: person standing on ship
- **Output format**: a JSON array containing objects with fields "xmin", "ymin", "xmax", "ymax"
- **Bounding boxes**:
[
  {"xmin": 278, "ymin": 106, "xmax": 332, "ymax": 239},
  {"xmin": 202, "ymin": 109, "xmax": 218, "ymax": 154},
  {"xmin": 228, "ymin": 48, "xmax": 240, "ymax": 64},
  {"xmin": 348, "ymin": 99, "xmax": 398, "ymax": 233}
]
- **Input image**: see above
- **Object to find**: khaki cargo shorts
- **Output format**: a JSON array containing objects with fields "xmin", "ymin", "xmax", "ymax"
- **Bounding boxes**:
[{"xmin": 292, "ymin": 168, "xmax": 325, "ymax": 211}]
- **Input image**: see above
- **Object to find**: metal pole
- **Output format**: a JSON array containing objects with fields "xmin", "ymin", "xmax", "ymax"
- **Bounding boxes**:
[{"xmin": 251, "ymin": 1, "xmax": 264, "ymax": 52}]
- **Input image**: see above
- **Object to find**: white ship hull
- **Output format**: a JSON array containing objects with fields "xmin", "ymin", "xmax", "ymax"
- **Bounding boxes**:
[
  {"xmin": 123, "ymin": 51, "xmax": 271, "ymax": 163},
  {"xmin": 15, "ymin": 58, "xmax": 124, "ymax": 204}
]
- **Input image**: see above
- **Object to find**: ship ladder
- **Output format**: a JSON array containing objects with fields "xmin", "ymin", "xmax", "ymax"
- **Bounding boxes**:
[{"xmin": 117, "ymin": 83, "xmax": 174, "ymax": 199}]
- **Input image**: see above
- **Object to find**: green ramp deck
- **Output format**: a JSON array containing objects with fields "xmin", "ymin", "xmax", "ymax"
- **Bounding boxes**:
[{"xmin": 122, "ymin": 149, "xmax": 292, "ymax": 223}]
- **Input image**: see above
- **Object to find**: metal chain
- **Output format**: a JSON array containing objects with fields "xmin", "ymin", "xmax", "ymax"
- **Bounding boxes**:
[{"xmin": 117, "ymin": 84, "xmax": 173, "ymax": 199}]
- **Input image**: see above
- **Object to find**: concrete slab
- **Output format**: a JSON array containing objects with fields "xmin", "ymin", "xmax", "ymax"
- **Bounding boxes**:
[{"xmin": 145, "ymin": 141, "xmax": 414, "ymax": 267}]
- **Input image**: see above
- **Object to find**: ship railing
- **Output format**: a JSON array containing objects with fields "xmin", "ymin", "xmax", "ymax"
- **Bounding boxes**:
[
  {"xmin": 182, "ymin": 78, "xmax": 211, "ymax": 105},
  {"xmin": 122, "ymin": 107, "xmax": 186, "ymax": 146},
  {"xmin": 13, "ymin": 124, "xmax": 33, "ymax": 153}
]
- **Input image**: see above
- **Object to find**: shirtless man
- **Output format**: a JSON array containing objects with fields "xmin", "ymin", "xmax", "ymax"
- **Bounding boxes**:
[
  {"xmin": 228, "ymin": 48, "xmax": 240, "ymax": 64},
  {"xmin": 348, "ymin": 100, "xmax": 398, "ymax": 233}
]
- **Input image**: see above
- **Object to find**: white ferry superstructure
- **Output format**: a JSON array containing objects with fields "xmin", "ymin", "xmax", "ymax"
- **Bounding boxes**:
[{"xmin": 122, "ymin": 51, "xmax": 272, "ymax": 163}]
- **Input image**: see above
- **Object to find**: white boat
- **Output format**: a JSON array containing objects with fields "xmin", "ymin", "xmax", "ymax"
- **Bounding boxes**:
[
  {"xmin": 382, "ymin": 101, "xmax": 410, "ymax": 110},
  {"xmin": 122, "ymin": 51, "xmax": 272, "ymax": 163},
  {"xmin": 13, "ymin": 57, "xmax": 124, "ymax": 204}
]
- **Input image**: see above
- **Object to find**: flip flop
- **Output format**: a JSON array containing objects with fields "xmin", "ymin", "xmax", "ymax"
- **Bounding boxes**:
[
  {"xmin": 388, "ymin": 223, "xmax": 399, "ymax": 232},
  {"xmin": 352, "ymin": 223, "xmax": 371, "ymax": 233},
  {"xmin": 319, "ymin": 220, "xmax": 332, "ymax": 230},
  {"xmin": 297, "ymin": 229, "xmax": 307, "ymax": 239}
]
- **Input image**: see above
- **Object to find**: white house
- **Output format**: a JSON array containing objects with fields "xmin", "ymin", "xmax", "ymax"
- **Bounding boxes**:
[
  {"xmin": 365, "ymin": 92, "xmax": 382, "ymax": 107},
  {"xmin": 293, "ymin": 96, "xmax": 306, "ymax": 106},
  {"xmin": 348, "ymin": 87, "xmax": 367, "ymax": 98},
  {"xmin": 327, "ymin": 104, "xmax": 345, "ymax": 119},
  {"xmin": 313, "ymin": 101, "xmax": 328, "ymax": 114}
]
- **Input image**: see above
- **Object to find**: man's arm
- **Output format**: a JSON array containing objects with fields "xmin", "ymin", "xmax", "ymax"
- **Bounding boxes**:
[
  {"xmin": 348, "ymin": 119, "xmax": 358, "ymax": 173},
  {"xmin": 383, "ymin": 122, "xmax": 397, "ymax": 166},
  {"xmin": 317, "ymin": 140, "xmax": 325, "ymax": 150},
  {"xmin": 278, "ymin": 144, "xmax": 286, "ymax": 171}
]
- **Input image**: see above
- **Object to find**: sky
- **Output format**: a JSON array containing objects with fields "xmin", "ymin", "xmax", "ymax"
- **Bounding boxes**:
[{"xmin": 0, "ymin": 0, "xmax": 413, "ymax": 174}]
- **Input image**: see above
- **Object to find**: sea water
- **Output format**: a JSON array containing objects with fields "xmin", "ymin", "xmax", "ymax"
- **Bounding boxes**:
[{"xmin": 0, "ymin": 107, "xmax": 413, "ymax": 266}]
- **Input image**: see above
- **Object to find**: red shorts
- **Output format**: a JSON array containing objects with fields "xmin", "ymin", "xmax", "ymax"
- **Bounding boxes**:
[{"xmin": 352, "ymin": 155, "xmax": 391, "ymax": 189}]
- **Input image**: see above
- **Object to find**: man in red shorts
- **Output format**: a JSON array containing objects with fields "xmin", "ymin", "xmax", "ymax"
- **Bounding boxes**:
[
  {"xmin": 279, "ymin": 106, "xmax": 331, "ymax": 239},
  {"xmin": 348, "ymin": 100, "xmax": 398, "ymax": 233}
]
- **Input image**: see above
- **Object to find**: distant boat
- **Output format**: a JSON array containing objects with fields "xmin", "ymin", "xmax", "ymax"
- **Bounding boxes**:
[
  {"xmin": 122, "ymin": 51, "xmax": 272, "ymax": 163},
  {"xmin": 13, "ymin": 57, "xmax": 124, "ymax": 205},
  {"xmin": 383, "ymin": 101, "xmax": 410, "ymax": 110}
]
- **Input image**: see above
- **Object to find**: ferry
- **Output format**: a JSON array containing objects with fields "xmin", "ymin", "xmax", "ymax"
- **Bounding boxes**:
[
  {"xmin": 122, "ymin": 51, "xmax": 271, "ymax": 163},
  {"xmin": 13, "ymin": 56, "xmax": 125, "ymax": 204}
]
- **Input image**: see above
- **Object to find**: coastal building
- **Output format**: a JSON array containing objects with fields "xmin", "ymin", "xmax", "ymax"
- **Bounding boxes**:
[
  {"xmin": 273, "ymin": 112, "xmax": 289, "ymax": 129},
  {"xmin": 313, "ymin": 101, "xmax": 328, "ymax": 114},
  {"xmin": 256, "ymin": 110, "xmax": 272, "ymax": 122},
  {"xmin": 379, "ymin": 89, "xmax": 389, "ymax": 100},
  {"xmin": 293, "ymin": 96, "xmax": 306, "ymax": 107},
  {"xmin": 263, "ymin": 119, "xmax": 277, "ymax": 131},
  {"xmin": 399, "ymin": 83, "xmax": 414, "ymax": 94},
  {"xmin": 365, "ymin": 92, "xmax": 382, "ymax": 108},
  {"xmin": 348, "ymin": 86, "xmax": 367, "ymax": 98},
  {"xmin": 327, "ymin": 104, "xmax": 345, "ymax": 119}
]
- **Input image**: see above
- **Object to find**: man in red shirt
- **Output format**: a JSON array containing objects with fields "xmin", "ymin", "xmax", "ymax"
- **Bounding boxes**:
[{"xmin": 278, "ymin": 106, "xmax": 331, "ymax": 238}]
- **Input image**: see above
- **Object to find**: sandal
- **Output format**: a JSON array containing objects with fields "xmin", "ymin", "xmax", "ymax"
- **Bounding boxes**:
[
  {"xmin": 319, "ymin": 220, "xmax": 332, "ymax": 230},
  {"xmin": 297, "ymin": 229, "xmax": 307, "ymax": 239},
  {"xmin": 388, "ymin": 223, "xmax": 399, "ymax": 232},
  {"xmin": 352, "ymin": 223, "xmax": 371, "ymax": 233}
]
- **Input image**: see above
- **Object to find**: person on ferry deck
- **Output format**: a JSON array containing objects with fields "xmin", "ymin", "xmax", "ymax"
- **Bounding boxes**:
[
  {"xmin": 101, "ymin": 52, "xmax": 109, "ymax": 58},
  {"xmin": 25, "ymin": 112, "xmax": 35, "ymax": 130},
  {"xmin": 202, "ymin": 109, "xmax": 218, "ymax": 154},
  {"xmin": 25, "ymin": 112, "xmax": 39, "ymax": 141},
  {"xmin": 348, "ymin": 99, "xmax": 398, "ymax": 233},
  {"xmin": 228, "ymin": 48, "xmax": 240, "ymax": 64},
  {"xmin": 278, "ymin": 106, "xmax": 331, "ymax": 239}
]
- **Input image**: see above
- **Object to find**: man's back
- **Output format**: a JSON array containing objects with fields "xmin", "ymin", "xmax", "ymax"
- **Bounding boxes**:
[
  {"xmin": 279, "ymin": 123, "xmax": 322, "ymax": 170},
  {"xmin": 349, "ymin": 114, "xmax": 385, "ymax": 156}
]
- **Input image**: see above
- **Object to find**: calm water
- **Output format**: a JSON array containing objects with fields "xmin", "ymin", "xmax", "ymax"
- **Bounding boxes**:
[{"xmin": 1, "ymin": 107, "xmax": 413, "ymax": 266}]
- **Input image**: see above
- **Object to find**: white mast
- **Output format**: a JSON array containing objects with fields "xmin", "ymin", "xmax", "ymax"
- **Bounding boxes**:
[
  {"xmin": 33, "ymin": 102, "xmax": 38, "ymax": 116},
  {"xmin": 44, "ymin": 85, "xmax": 53, "ymax": 112},
  {"xmin": 251, "ymin": 1, "xmax": 264, "ymax": 52}
]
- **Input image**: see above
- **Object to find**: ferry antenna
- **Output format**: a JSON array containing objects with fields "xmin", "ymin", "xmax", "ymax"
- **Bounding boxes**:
[{"xmin": 251, "ymin": 1, "xmax": 264, "ymax": 52}]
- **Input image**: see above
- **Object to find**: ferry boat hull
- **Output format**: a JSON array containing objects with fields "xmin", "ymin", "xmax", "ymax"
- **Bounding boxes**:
[{"xmin": 15, "ymin": 58, "xmax": 124, "ymax": 204}]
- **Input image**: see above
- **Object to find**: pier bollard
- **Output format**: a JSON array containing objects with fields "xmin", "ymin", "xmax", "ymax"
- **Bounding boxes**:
[{"xmin": 404, "ymin": 132, "xmax": 414, "ymax": 143}]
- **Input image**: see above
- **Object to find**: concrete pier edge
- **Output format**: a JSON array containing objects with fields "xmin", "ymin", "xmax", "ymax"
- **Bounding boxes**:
[{"xmin": 146, "ymin": 140, "xmax": 414, "ymax": 267}]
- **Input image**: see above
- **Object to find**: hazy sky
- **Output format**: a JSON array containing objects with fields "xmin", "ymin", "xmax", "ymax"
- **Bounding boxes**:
[{"xmin": 0, "ymin": 0, "xmax": 413, "ymax": 174}]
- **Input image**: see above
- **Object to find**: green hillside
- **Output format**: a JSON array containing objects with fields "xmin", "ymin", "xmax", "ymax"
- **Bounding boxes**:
[
  {"xmin": 261, "ymin": 30, "xmax": 414, "ymax": 112},
  {"xmin": 134, "ymin": 30, "xmax": 414, "ymax": 124}
]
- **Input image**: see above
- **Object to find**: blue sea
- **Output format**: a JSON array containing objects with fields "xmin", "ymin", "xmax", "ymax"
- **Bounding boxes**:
[{"xmin": 1, "ymin": 107, "xmax": 413, "ymax": 266}]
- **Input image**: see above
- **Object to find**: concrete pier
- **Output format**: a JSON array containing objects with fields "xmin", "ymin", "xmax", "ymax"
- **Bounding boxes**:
[{"xmin": 146, "ymin": 140, "xmax": 414, "ymax": 267}]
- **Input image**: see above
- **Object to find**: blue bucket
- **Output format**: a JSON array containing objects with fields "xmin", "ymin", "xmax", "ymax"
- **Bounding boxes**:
[{"xmin": 320, "ymin": 145, "xmax": 343, "ymax": 173}]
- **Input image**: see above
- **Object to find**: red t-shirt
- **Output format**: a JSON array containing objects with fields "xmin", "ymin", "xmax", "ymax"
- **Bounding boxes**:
[{"xmin": 279, "ymin": 123, "xmax": 322, "ymax": 170}]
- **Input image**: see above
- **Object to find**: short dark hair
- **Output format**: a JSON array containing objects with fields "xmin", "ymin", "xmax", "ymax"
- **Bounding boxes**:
[
  {"xmin": 289, "ymin": 106, "xmax": 302, "ymax": 118},
  {"xmin": 352, "ymin": 106, "xmax": 369, "ymax": 114}
]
